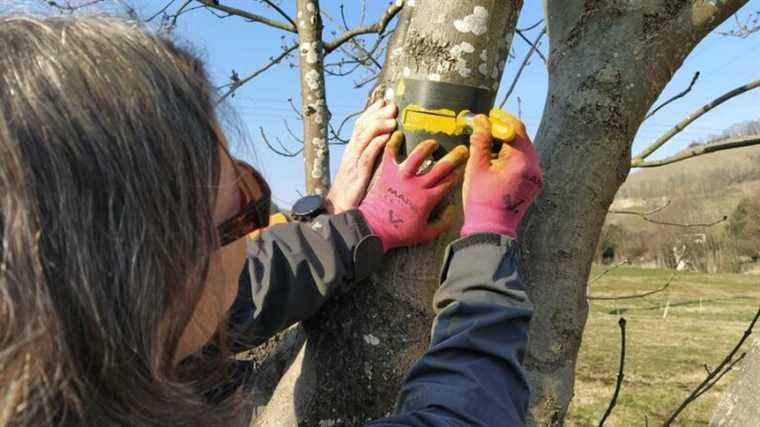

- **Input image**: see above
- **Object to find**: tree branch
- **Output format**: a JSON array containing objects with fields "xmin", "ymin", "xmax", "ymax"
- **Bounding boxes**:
[
  {"xmin": 609, "ymin": 199, "xmax": 727, "ymax": 227},
  {"xmin": 499, "ymin": 27, "xmax": 546, "ymax": 108},
  {"xmin": 258, "ymin": 0, "xmax": 297, "ymax": 31},
  {"xmin": 633, "ymin": 134, "xmax": 760, "ymax": 168},
  {"xmin": 517, "ymin": 19, "xmax": 544, "ymax": 32},
  {"xmin": 609, "ymin": 199, "xmax": 672, "ymax": 216},
  {"xmin": 663, "ymin": 308, "xmax": 760, "ymax": 426},
  {"xmin": 588, "ymin": 271, "xmax": 675, "ymax": 301},
  {"xmin": 216, "ymin": 43, "xmax": 298, "ymax": 104},
  {"xmin": 515, "ymin": 29, "xmax": 547, "ymax": 64},
  {"xmin": 324, "ymin": 2, "xmax": 403, "ymax": 54},
  {"xmin": 259, "ymin": 127, "xmax": 303, "ymax": 157},
  {"xmin": 196, "ymin": 0, "xmax": 296, "ymax": 32},
  {"xmin": 645, "ymin": 71, "xmax": 700, "ymax": 120},
  {"xmin": 632, "ymin": 79, "xmax": 760, "ymax": 164},
  {"xmin": 589, "ymin": 259, "xmax": 630, "ymax": 285},
  {"xmin": 599, "ymin": 318, "xmax": 627, "ymax": 427}
]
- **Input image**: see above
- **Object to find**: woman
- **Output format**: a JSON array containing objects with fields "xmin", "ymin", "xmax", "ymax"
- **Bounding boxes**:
[{"xmin": 0, "ymin": 15, "xmax": 542, "ymax": 427}]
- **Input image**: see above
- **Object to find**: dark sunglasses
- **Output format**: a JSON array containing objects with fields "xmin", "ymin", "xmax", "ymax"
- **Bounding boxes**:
[{"xmin": 217, "ymin": 160, "xmax": 271, "ymax": 246}]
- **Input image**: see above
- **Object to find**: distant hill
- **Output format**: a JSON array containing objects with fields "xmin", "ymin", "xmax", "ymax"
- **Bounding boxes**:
[{"xmin": 600, "ymin": 121, "xmax": 760, "ymax": 271}]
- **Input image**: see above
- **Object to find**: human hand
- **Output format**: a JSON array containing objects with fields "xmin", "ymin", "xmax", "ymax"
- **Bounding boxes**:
[
  {"xmin": 326, "ymin": 99, "xmax": 398, "ymax": 214},
  {"xmin": 461, "ymin": 109, "xmax": 543, "ymax": 238},
  {"xmin": 358, "ymin": 132, "xmax": 468, "ymax": 252}
]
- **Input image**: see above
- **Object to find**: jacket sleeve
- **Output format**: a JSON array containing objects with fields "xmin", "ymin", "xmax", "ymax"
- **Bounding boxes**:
[
  {"xmin": 226, "ymin": 209, "xmax": 382, "ymax": 351},
  {"xmin": 366, "ymin": 233, "xmax": 534, "ymax": 427}
]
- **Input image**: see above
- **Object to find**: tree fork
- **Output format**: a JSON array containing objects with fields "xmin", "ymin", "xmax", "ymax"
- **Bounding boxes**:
[{"xmin": 254, "ymin": 1, "xmax": 521, "ymax": 425}]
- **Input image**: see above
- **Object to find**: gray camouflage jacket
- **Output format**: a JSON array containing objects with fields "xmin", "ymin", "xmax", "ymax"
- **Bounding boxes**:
[{"xmin": 226, "ymin": 210, "xmax": 533, "ymax": 426}]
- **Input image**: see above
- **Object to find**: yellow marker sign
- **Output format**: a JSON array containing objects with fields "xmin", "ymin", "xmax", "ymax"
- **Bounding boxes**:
[{"xmin": 401, "ymin": 105, "xmax": 516, "ymax": 142}]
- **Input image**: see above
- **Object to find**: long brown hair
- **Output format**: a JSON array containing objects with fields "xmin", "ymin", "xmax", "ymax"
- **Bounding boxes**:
[{"xmin": 0, "ymin": 15, "xmax": 239, "ymax": 426}]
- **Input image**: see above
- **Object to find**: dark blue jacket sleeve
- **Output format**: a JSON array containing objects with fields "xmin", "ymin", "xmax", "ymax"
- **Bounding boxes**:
[
  {"xmin": 225, "ymin": 210, "xmax": 380, "ymax": 351},
  {"xmin": 366, "ymin": 233, "xmax": 533, "ymax": 427}
]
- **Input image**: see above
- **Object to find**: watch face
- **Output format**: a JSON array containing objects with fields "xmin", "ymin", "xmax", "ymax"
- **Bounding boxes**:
[{"xmin": 293, "ymin": 194, "xmax": 324, "ymax": 217}]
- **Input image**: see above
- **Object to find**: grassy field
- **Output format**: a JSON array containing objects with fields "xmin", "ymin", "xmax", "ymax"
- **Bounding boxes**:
[{"xmin": 565, "ymin": 266, "xmax": 760, "ymax": 426}]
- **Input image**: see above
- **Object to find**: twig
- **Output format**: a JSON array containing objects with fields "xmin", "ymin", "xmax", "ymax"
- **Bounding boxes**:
[
  {"xmin": 283, "ymin": 119, "xmax": 304, "ymax": 144},
  {"xmin": 146, "ymin": 0, "xmax": 178, "ymax": 22},
  {"xmin": 354, "ymin": 72, "xmax": 380, "ymax": 89},
  {"xmin": 328, "ymin": 110, "xmax": 362, "ymax": 144},
  {"xmin": 324, "ymin": 2, "xmax": 403, "ymax": 54},
  {"xmin": 217, "ymin": 43, "xmax": 298, "ymax": 104},
  {"xmin": 589, "ymin": 259, "xmax": 630, "ymax": 285},
  {"xmin": 517, "ymin": 96, "xmax": 523, "ymax": 119},
  {"xmin": 259, "ymin": 127, "xmax": 302, "ymax": 157},
  {"xmin": 632, "ymin": 79, "xmax": 760, "ymax": 165},
  {"xmin": 588, "ymin": 271, "xmax": 675, "ymax": 301},
  {"xmin": 645, "ymin": 72, "xmax": 700, "ymax": 119},
  {"xmin": 662, "ymin": 308, "xmax": 760, "ymax": 426},
  {"xmin": 196, "ymin": 0, "xmax": 296, "ymax": 32},
  {"xmin": 599, "ymin": 318, "xmax": 627, "ymax": 427},
  {"xmin": 258, "ymin": 0, "xmax": 297, "ymax": 31},
  {"xmin": 609, "ymin": 200, "xmax": 672, "ymax": 216},
  {"xmin": 515, "ymin": 30, "xmax": 547, "ymax": 64},
  {"xmin": 633, "ymin": 134, "xmax": 760, "ymax": 168},
  {"xmin": 499, "ymin": 27, "xmax": 546, "ymax": 108},
  {"xmin": 609, "ymin": 199, "xmax": 727, "ymax": 228},
  {"xmin": 517, "ymin": 19, "xmax": 544, "ymax": 32},
  {"xmin": 43, "ymin": 0, "xmax": 107, "ymax": 12}
]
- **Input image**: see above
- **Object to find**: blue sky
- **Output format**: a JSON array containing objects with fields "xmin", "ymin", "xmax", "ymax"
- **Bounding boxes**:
[{"xmin": 12, "ymin": 0, "xmax": 760, "ymax": 207}]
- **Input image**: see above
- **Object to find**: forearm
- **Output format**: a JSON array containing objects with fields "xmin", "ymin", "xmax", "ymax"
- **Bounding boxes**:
[
  {"xmin": 367, "ymin": 233, "xmax": 533, "ymax": 426},
  {"xmin": 227, "ymin": 210, "xmax": 383, "ymax": 350}
]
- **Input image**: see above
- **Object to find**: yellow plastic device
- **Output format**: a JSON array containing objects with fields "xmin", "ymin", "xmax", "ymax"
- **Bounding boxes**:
[{"xmin": 401, "ymin": 106, "xmax": 516, "ymax": 142}]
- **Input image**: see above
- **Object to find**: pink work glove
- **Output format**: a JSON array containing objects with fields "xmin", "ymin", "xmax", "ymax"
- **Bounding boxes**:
[
  {"xmin": 461, "ymin": 110, "xmax": 543, "ymax": 238},
  {"xmin": 359, "ymin": 131, "xmax": 468, "ymax": 252}
]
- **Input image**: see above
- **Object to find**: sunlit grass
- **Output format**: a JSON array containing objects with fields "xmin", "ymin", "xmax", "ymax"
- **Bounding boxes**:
[{"xmin": 566, "ymin": 266, "xmax": 760, "ymax": 426}]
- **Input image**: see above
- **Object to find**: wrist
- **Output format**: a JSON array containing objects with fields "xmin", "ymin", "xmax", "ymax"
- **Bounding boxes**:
[
  {"xmin": 357, "ymin": 204, "xmax": 392, "ymax": 253},
  {"xmin": 461, "ymin": 203, "xmax": 518, "ymax": 238}
]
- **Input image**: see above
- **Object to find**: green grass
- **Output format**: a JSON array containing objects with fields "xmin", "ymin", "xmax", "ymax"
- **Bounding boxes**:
[{"xmin": 565, "ymin": 266, "xmax": 760, "ymax": 426}]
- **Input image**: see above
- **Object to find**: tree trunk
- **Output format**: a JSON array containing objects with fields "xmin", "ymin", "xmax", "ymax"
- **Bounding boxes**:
[
  {"xmin": 710, "ymin": 339, "xmax": 760, "ymax": 426},
  {"xmin": 297, "ymin": 0, "xmax": 330, "ymax": 195},
  {"xmin": 520, "ymin": 1, "xmax": 749, "ymax": 424},
  {"xmin": 254, "ymin": 1, "xmax": 521, "ymax": 425}
]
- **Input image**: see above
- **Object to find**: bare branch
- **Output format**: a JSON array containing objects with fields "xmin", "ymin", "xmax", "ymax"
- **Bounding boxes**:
[
  {"xmin": 43, "ymin": 0, "xmax": 108, "ymax": 12},
  {"xmin": 283, "ymin": 119, "xmax": 304, "ymax": 144},
  {"xmin": 354, "ymin": 72, "xmax": 380, "ymax": 89},
  {"xmin": 216, "ymin": 43, "xmax": 298, "ymax": 104},
  {"xmin": 259, "ymin": 127, "xmax": 303, "ymax": 157},
  {"xmin": 718, "ymin": 12, "xmax": 760, "ymax": 38},
  {"xmin": 663, "ymin": 308, "xmax": 760, "ymax": 426},
  {"xmin": 517, "ymin": 19, "xmax": 544, "ymax": 32},
  {"xmin": 609, "ymin": 199, "xmax": 671, "ymax": 216},
  {"xmin": 286, "ymin": 98, "xmax": 304, "ymax": 120},
  {"xmin": 328, "ymin": 110, "xmax": 362, "ymax": 144},
  {"xmin": 588, "ymin": 271, "xmax": 675, "ymax": 301},
  {"xmin": 324, "ymin": 2, "xmax": 403, "ymax": 54},
  {"xmin": 146, "ymin": 0, "xmax": 178, "ymax": 22},
  {"xmin": 633, "ymin": 134, "xmax": 760, "ymax": 168},
  {"xmin": 599, "ymin": 318, "xmax": 627, "ymax": 427},
  {"xmin": 196, "ymin": 0, "xmax": 297, "ymax": 32},
  {"xmin": 588, "ymin": 259, "xmax": 630, "ymax": 285},
  {"xmin": 499, "ymin": 27, "xmax": 546, "ymax": 108},
  {"xmin": 258, "ymin": 0, "xmax": 297, "ymax": 31},
  {"xmin": 645, "ymin": 72, "xmax": 700, "ymax": 119},
  {"xmin": 515, "ymin": 29, "xmax": 547, "ymax": 64},
  {"xmin": 632, "ymin": 79, "xmax": 760, "ymax": 164}
]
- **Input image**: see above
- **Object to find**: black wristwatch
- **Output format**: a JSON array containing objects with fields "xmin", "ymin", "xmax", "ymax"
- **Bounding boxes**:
[{"xmin": 291, "ymin": 194, "xmax": 327, "ymax": 221}]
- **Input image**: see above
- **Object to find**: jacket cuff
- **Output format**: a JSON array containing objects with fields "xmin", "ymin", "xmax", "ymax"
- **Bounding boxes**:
[
  {"xmin": 326, "ymin": 209, "xmax": 384, "ymax": 282},
  {"xmin": 440, "ymin": 233, "xmax": 515, "ymax": 284}
]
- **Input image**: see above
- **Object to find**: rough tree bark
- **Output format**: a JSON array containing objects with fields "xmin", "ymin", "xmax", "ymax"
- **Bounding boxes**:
[
  {"xmin": 297, "ymin": 0, "xmax": 331, "ymax": 195},
  {"xmin": 710, "ymin": 339, "xmax": 760, "ymax": 426},
  {"xmin": 519, "ymin": 1, "xmax": 749, "ymax": 424},
  {"xmin": 253, "ymin": 1, "xmax": 521, "ymax": 425}
]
